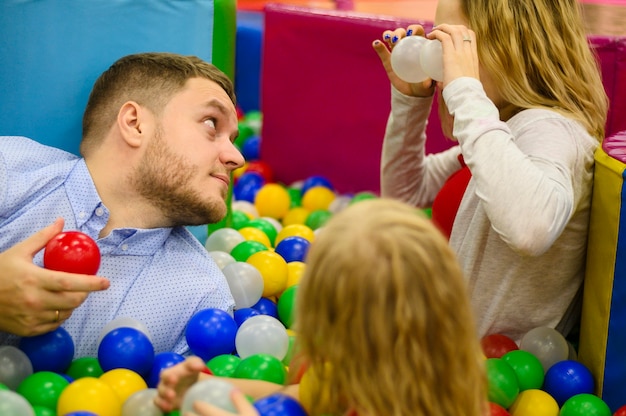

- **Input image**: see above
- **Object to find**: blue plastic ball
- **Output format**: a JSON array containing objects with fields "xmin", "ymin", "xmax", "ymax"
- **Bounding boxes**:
[
  {"xmin": 252, "ymin": 298, "xmax": 279, "ymax": 319},
  {"xmin": 146, "ymin": 351, "xmax": 186, "ymax": 388},
  {"xmin": 300, "ymin": 175, "xmax": 334, "ymax": 196},
  {"xmin": 234, "ymin": 308, "xmax": 261, "ymax": 327},
  {"xmin": 254, "ymin": 393, "xmax": 308, "ymax": 416},
  {"xmin": 242, "ymin": 135, "xmax": 261, "ymax": 161},
  {"xmin": 234, "ymin": 172, "xmax": 265, "ymax": 203},
  {"xmin": 19, "ymin": 327, "xmax": 74, "ymax": 373},
  {"xmin": 274, "ymin": 236, "xmax": 311, "ymax": 263},
  {"xmin": 543, "ymin": 360, "xmax": 595, "ymax": 406},
  {"xmin": 185, "ymin": 309, "xmax": 238, "ymax": 361},
  {"xmin": 98, "ymin": 327, "xmax": 155, "ymax": 377}
]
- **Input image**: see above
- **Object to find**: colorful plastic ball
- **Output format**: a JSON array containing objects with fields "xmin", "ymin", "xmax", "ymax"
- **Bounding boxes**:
[
  {"xmin": 208, "ymin": 251, "xmax": 237, "ymax": 270},
  {"xmin": 56, "ymin": 377, "xmax": 121, "ymax": 416},
  {"xmin": 246, "ymin": 218, "xmax": 278, "ymax": 246},
  {"xmin": 489, "ymin": 402, "xmax": 511, "ymax": 416},
  {"xmin": 349, "ymin": 191, "xmax": 378, "ymax": 204},
  {"xmin": 223, "ymin": 262, "xmax": 265, "ymax": 309},
  {"xmin": 277, "ymin": 285, "xmax": 298, "ymax": 329},
  {"xmin": 185, "ymin": 308, "xmax": 238, "ymax": 361},
  {"xmin": 542, "ymin": 360, "xmax": 594, "ymax": 406},
  {"xmin": 247, "ymin": 251, "xmax": 289, "ymax": 297},
  {"xmin": 254, "ymin": 393, "xmax": 308, "ymax": 416},
  {"xmin": 286, "ymin": 187, "xmax": 302, "ymax": 208},
  {"xmin": 328, "ymin": 194, "xmax": 352, "ymax": 214},
  {"xmin": 98, "ymin": 327, "xmax": 155, "ymax": 377},
  {"xmin": 285, "ymin": 262, "xmax": 306, "ymax": 289},
  {"xmin": 242, "ymin": 135, "xmax": 261, "ymax": 161},
  {"xmin": 501, "ymin": 350, "xmax": 544, "ymax": 391},
  {"xmin": 205, "ymin": 228, "xmax": 245, "ymax": 253},
  {"xmin": 66, "ymin": 357, "xmax": 103, "ymax": 380},
  {"xmin": 234, "ymin": 353, "xmax": 287, "ymax": 384},
  {"xmin": 19, "ymin": 327, "xmax": 75, "ymax": 374},
  {"xmin": 301, "ymin": 186, "xmax": 336, "ymax": 212},
  {"xmin": 234, "ymin": 172, "xmax": 265, "ymax": 203},
  {"xmin": 207, "ymin": 354, "xmax": 242, "ymax": 377},
  {"xmin": 486, "ymin": 358, "xmax": 520, "ymax": 409},
  {"xmin": 146, "ymin": 351, "xmax": 185, "ymax": 388},
  {"xmin": 234, "ymin": 308, "xmax": 262, "ymax": 327},
  {"xmin": 235, "ymin": 315, "xmax": 289, "ymax": 360},
  {"xmin": 0, "ymin": 345, "xmax": 34, "ymax": 390},
  {"xmin": 231, "ymin": 210, "xmax": 253, "ymax": 229},
  {"xmin": 244, "ymin": 110, "xmax": 263, "ymax": 133},
  {"xmin": 0, "ymin": 390, "xmax": 35, "ymax": 416},
  {"xmin": 100, "ymin": 368, "xmax": 148, "ymax": 404},
  {"xmin": 33, "ymin": 405, "xmax": 56, "ymax": 416},
  {"xmin": 519, "ymin": 326, "xmax": 569, "ymax": 372},
  {"xmin": 560, "ymin": 393, "xmax": 611, "ymax": 416},
  {"xmin": 97, "ymin": 316, "xmax": 153, "ymax": 345},
  {"xmin": 275, "ymin": 224, "xmax": 315, "ymax": 245},
  {"xmin": 121, "ymin": 388, "xmax": 162, "ymax": 416},
  {"xmin": 252, "ymin": 298, "xmax": 279, "ymax": 319},
  {"xmin": 300, "ymin": 176, "xmax": 333, "ymax": 195},
  {"xmin": 481, "ymin": 334, "xmax": 519, "ymax": 358},
  {"xmin": 305, "ymin": 209, "xmax": 332, "ymax": 230},
  {"xmin": 245, "ymin": 160, "xmax": 274, "ymax": 183},
  {"xmin": 239, "ymin": 226, "xmax": 272, "ymax": 248},
  {"xmin": 231, "ymin": 240, "xmax": 268, "ymax": 262},
  {"xmin": 232, "ymin": 200, "xmax": 259, "ymax": 219},
  {"xmin": 281, "ymin": 207, "xmax": 310, "ymax": 227},
  {"xmin": 181, "ymin": 378, "xmax": 237, "ymax": 414},
  {"xmin": 508, "ymin": 389, "xmax": 559, "ymax": 416},
  {"xmin": 255, "ymin": 184, "xmax": 292, "ymax": 220},
  {"xmin": 235, "ymin": 121, "xmax": 255, "ymax": 148},
  {"xmin": 17, "ymin": 371, "xmax": 69, "ymax": 410},
  {"xmin": 275, "ymin": 236, "xmax": 310, "ymax": 263}
]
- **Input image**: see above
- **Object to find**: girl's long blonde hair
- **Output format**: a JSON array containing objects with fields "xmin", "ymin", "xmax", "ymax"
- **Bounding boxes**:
[
  {"xmin": 296, "ymin": 198, "xmax": 486, "ymax": 416},
  {"xmin": 463, "ymin": 0, "xmax": 608, "ymax": 140}
]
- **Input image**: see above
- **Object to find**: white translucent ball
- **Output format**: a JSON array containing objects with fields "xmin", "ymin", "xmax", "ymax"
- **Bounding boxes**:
[
  {"xmin": 205, "ymin": 228, "xmax": 245, "ymax": 253},
  {"xmin": 181, "ymin": 378, "xmax": 237, "ymax": 414},
  {"xmin": 419, "ymin": 39, "xmax": 443, "ymax": 81},
  {"xmin": 98, "ymin": 317, "xmax": 152, "ymax": 345},
  {"xmin": 390, "ymin": 36, "xmax": 429, "ymax": 83},
  {"xmin": 208, "ymin": 251, "xmax": 237, "ymax": 270},
  {"xmin": 222, "ymin": 262, "xmax": 265, "ymax": 309}
]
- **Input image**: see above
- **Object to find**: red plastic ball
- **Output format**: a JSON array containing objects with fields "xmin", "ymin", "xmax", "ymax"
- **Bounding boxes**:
[
  {"xmin": 614, "ymin": 405, "xmax": 626, "ymax": 416},
  {"xmin": 43, "ymin": 231, "xmax": 101, "ymax": 275},
  {"xmin": 489, "ymin": 402, "xmax": 511, "ymax": 416},
  {"xmin": 481, "ymin": 333, "xmax": 519, "ymax": 358},
  {"xmin": 245, "ymin": 160, "xmax": 274, "ymax": 183}
]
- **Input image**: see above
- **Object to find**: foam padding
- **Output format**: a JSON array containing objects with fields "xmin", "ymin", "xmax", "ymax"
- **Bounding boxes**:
[
  {"xmin": 0, "ymin": 0, "xmax": 235, "ymax": 155},
  {"xmin": 579, "ymin": 131, "xmax": 626, "ymax": 412}
]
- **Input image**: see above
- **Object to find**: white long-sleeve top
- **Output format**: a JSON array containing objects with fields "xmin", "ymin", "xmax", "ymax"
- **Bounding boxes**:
[{"xmin": 381, "ymin": 78, "xmax": 598, "ymax": 341}]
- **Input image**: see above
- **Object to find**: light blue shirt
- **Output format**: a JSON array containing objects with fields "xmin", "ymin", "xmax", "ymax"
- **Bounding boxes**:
[{"xmin": 0, "ymin": 137, "xmax": 235, "ymax": 358}]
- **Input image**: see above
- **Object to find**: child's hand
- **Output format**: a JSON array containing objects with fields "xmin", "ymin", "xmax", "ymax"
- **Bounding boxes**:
[
  {"xmin": 155, "ymin": 356, "xmax": 207, "ymax": 412},
  {"xmin": 371, "ymin": 24, "xmax": 436, "ymax": 98},
  {"xmin": 190, "ymin": 389, "xmax": 260, "ymax": 416}
]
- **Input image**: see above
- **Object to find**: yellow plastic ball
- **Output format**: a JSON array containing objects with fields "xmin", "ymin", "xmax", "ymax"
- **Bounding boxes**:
[
  {"xmin": 254, "ymin": 183, "xmax": 292, "ymax": 220},
  {"xmin": 99, "ymin": 368, "xmax": 148, "ymax": 405},
  {"xmin": 57, "ymin": 377, "xmax": 122, "ymax": 416},
  {"xmin": 282, "ymin": 207, "xmax": 311, "ymax": 227},
  {"xmin": 509, "ymin": 389, "xmax": 559, "ymax": 416},
  {"xmin": 233, "ymin": 163, "xmax": 248, "ymax": 181},
  {"xmin": 285, "ymin": 261, "xmax": 306, "ymax": 289},
  {"xmin": 275, "ymin": 224, "xmax": 315, "ymax": 246},
  {"xmin": 301, "ymin": 186, "xmax": 336, "ymax": 211},
  {"xmin": 247, "ymin": 250, "xmax": 288, "ymax": 297},
  {"xmin": 238, "ymin": 226, "xmax": 272, "ymax": 248}
]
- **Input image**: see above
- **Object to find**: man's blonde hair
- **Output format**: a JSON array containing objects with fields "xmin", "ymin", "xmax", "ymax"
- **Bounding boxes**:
[
  {"xmin": 296, "ymin": 198, "xmax": 486, "ymax": 416},
  {"xmin": 80, "ymin": 52, "xmax": 235, "ymax": 156}
]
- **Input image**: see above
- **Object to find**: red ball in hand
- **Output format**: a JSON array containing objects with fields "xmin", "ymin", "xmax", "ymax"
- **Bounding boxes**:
[
  {"xmin": 481, "ymin": 333, "xmax": 519, "ymax": 358},
  {"xmin": 44, "ymin": 231, "xmax": 101, "ymax": 275}
]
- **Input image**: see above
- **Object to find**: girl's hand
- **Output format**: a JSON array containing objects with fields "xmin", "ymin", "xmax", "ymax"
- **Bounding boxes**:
[
  {"xmin": 155, "ymin": 356, "xmax": 207, "ymax": 413},
  {"xmin": 372, "ymin": 25, "xmax": 436, "ymax": 97},
  {"xmin": 190, "ymin": 389, "xmax": 260, "ymax": 416},
  {"xmin": 427, "ymin": 24, "xmax": 479, "ymax": 89}
]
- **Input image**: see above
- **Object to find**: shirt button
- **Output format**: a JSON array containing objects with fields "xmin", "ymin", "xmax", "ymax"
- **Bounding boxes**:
[
  {"xmin": 95, "ymin": 207, "xmax": 104, "ymax": 216},
  {"xmin": 78, "ymin": 212, "xmax": 86, "ymax": 218},
  {"xmin": 121, "ymin": 244, "xmax": 128, "ymax": 251}
]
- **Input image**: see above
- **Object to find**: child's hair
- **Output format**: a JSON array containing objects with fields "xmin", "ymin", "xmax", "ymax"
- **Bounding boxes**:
[
  {"xmin": 296, "ymin": 198, "xmax": 487, "ymax": 416},
  {"xmin": 461, "ymin": 0, "xmax": 608, "ymax": 140}
]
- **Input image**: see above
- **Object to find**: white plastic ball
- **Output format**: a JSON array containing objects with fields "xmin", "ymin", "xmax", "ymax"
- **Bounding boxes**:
[
  {"xmin": 181, "ymin": 378, "xmax": 237, "ymax": 413},
  {"xmin": 208, "ymin": 251, "xmax": 237, "ymax": 270},
  {"xmin": 205, "ymin": 228, "xmax": 245, "ymax": 253},
  {"xmin": 97, "ymin": 317, "xmax": 153, "ymax": 345},
  {"xmin": 222, "ymin": 262, "xmax": 265, "ymax": 309},
  {"xmin": 419, "ymin": 39, "xmax": 443, "ymax": 81},
  {"xmin": 390, "ymin": 36, "xmax": 429, "ymax": 83}
]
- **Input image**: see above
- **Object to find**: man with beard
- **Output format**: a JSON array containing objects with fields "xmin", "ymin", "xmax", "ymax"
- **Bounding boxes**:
[{"xmin": 0, "ymin": 53, "xmax": 245, "ymax": 357}]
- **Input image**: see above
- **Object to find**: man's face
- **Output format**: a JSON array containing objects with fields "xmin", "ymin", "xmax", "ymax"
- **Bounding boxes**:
[{"xmin": 131, "ymin": 77, "xmax": 244, "ymax": 226}]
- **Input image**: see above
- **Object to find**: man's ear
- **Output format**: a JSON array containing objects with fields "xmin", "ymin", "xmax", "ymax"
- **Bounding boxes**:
[{"xmin": 117, "ymin": 101, "xmax": 147, "ymax": 148}]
